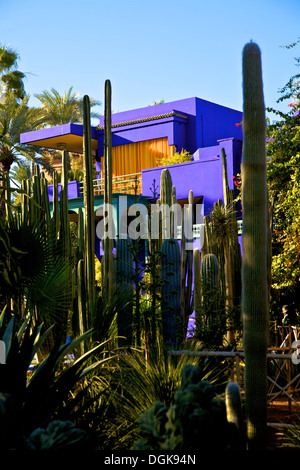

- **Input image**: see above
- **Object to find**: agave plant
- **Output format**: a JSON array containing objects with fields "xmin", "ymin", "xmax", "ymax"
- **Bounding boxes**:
[{"xmin": 0, "ymin": 309, "xmax": 117, "ymax": 449}]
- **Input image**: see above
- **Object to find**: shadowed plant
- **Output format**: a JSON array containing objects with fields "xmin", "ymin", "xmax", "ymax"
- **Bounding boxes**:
[
  {"xmin": 0, "ymin": 310, "xmax": 117, "ymax": 450},
  {"xmin": 96, "ymin": 347, "xmax": 230, "ymax": 449},
  {"xmin": 0, "ymin": 215, "xmax": 72, "ymax": 324}
]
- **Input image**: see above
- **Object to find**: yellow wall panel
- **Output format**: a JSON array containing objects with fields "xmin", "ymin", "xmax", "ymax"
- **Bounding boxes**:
[{"xmin": 110, "ymin": 137, "xmax": 175, "ymax": 176}]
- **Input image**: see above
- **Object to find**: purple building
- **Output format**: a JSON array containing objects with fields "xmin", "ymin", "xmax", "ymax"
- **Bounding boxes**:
[
  {"xmin": 20, "ymin": 96, "xmax": 243, "ymax": 247},
  {"xmin": 20, "ymin": 96, "xmax": 243, "ymax": 335}
]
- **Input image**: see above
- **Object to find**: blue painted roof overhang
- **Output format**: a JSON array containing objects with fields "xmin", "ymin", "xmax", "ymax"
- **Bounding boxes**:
[
  {"xmin": 19, "ymin": 112, "xmax": 188, "ymax": 159},
  {"xmin": 20, "ymin": 123, "xmax": 98, "ymax": 156}
]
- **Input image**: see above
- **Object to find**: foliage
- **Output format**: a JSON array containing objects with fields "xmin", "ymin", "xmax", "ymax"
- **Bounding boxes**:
[
  {"xmin": 132, "ymin": 364, "xmax": 231, "ymax": 451},
  {"xmin": 0, "ymin": 91, "xmax": 45, "ymax": 175},
  {"xmin": 90, "ymin": 349, "xmax": 228, "ymax": 450},
  {"xmin": 157, "ymin": 149, "xmax": 192, "ymax": 167},
  {"xmin": 265, "ymin": 40, "xmax": 300, "ymax": 309},
  {"xmin": 0, "ymin": 45, "xmax": 25, "ymax": 100},
  {"xmin": 34, "ymin": 87, "xmax": 101, "ymax": 126},
  {"xmin": 281, "ymin": 415, "xmax": 300, "ymax": 448},
  {"xmin": 26, "ymin": 420, "xmax": 89, "ymax": 450},
  {"xmin": 0, "ymin": 216, "xmax": 72, "ymax": 321},
  {"xmin": 0, "ymin": 311, "xmax": 116, "ymax": 450}
]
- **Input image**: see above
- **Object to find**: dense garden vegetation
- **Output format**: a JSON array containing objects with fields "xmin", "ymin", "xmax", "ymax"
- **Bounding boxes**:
[{"xmin": 0, "ymin": 40, "xmax": 300, "ymax": 452}]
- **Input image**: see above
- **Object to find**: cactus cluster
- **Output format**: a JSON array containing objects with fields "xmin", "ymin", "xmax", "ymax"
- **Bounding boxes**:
[
  {"xmin": 7, "ymin": 95, "xmax": 98, "ymax": 350},
  {"xmin": 132, "ymin": 364, "xmax": 245, "ymax": 451},
  {"xmin": 2, "ymin": 44, "xmax": 270, "ymax": 450},
  {"xmin": 192, "ymin": 148, "xmax": 242, "ymax": 347}
]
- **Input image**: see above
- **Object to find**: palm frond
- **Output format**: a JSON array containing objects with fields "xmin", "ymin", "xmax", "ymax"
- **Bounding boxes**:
[{"xmin": 209, "ymin": 203, "xmax": 238, "ymax": 243}]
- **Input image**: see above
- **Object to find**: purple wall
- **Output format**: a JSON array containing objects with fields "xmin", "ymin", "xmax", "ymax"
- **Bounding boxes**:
[
  {"xmin": 47, "ymin": 180, "xmax": 80, "ymax": 202},
  {"xmin": 142, "ymin": 137, "xmax": 242, "ymax": 216},
  {"xmin": 96, "ymin": 97, "xmax": 243, "ymax": 158}
]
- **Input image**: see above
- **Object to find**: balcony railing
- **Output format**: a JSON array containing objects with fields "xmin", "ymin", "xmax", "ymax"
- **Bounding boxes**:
[
  {"xmin": 79, "ymin": 172, "xmax": 142, "ymax": 196},
  {"xmin": 176, "ymin": 220, "xmax": 242, "ymax": 239}
]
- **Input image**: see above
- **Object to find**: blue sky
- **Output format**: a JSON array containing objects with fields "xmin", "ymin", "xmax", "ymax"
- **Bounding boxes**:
[{"xmin": 1, "ymin": 0, "xmax": 299, "ymax": 123}]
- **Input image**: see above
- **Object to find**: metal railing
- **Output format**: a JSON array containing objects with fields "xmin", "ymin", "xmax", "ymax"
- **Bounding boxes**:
[
  {"xmin": 176, "ymin": 220, "xmax": 242, "ymax": 239},
  {"xmin": 176, "ymin": 224, "xmax": 203, "ymax": 239},
  {"xmin": 79, "ymin": 172, "xmax": 142, "ymax": 196},
  {"xmin": 170, "ymin": 348, "xmax": 300, "ymax": 411}
]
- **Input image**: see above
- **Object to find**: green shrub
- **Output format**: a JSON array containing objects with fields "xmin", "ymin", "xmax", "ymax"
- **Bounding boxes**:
[{"xmin": 158, "ymin": 149, "xmax": 192, "ymax": 167}]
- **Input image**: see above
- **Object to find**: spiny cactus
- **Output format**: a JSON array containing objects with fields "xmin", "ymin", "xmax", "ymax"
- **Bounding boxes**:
[
  {"xmin": 115, "ymin": 236, "xmax": 134, "ymax": 345},
  {"xmin": 225, "ymin": 381, "xmax": 245, "ymax": 450},
  {"xmin": 200, "ymin": 253, "xmax": 222, "ymax": 343},
  {"xmin": 26, "ymin": 420, "xmax": 88, "ymax": 450},
  {"xmin": 132, "ymin": 365, "xmax": 232, "ymax": 451},
  {"xmin": 180, "ymin": 189, "xmax": 194, "ymax": 341},
  {"xmin": 201, "ymin": 253, "xmax": 219, "ymax": 293},
  {"xmin": 82, "ymin": 95, "xmax": 96, "ymax": 326},
  {"xmin": 193, "ymin": 247, "xmax": 202, "ymax": 336},
  {"xmin": 52, "ymin": 170, "xmax": 60, "ymax": 238},
  {"xmin": 241, "ymin": 41, "xmax": 268, "ymax": 450},
  {"xmin": 222, "ymin": 147, "xmax": 229, "ymax": 209},
  {"xmin": 102, "ymin": 79, "xmax": 114, "ymax": 298},
  {"xmin": 160, "ymin": 238, "xmax": 182, "ymax": 348},
  {"xmin": 60, "ymin": 150, "xmax": 72, "ymax": 258},
  {"xmin": 160, "ymin": 168, "xmax": 173, "ymax": 239}
]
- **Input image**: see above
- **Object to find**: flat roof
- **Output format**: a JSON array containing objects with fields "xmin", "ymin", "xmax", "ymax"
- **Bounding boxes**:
[{"xmin": 20, "ymin": 123, "xmax": 98, "ymax": 155}]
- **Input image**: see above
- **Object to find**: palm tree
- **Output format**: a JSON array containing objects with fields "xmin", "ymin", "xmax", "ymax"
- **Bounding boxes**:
[
  {"xmin": 35, "ymin": 87, "xmax": 101, "ymax": 126},
  {"xmin": 0, "ymin": 92, "xmax": 46, "ymax": 217},
  {"xmin": 34, "ymin": 87, "xmax": 101, "ymax": 177},
  {"xmin": 0, "ymin": 91, "xmax": 44, "ymax": 174},
  {"xmin": 0, "ymin": 214, "xmax": 72, "ymax": 321},
  {"xmin": 0, "ymin": 45, "xmax": 26, "ymax": 100}
]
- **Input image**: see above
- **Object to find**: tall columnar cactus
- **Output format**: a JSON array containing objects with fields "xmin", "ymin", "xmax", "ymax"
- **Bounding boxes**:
[
  {"xmin": 115, "ymin": 236, "xmax": 134, "ymax": 345},
  {"xmin": 225, "ymin": 382, "xmax": 245, "ymax": 450},
  {"xmin": 241, "ymin": 42, "xmax": 268, "ymax": 450},
  {"xmin": 201, "ymin": 253, "xmax": 219, "ymax": 294},
  {"xmin": 160, "ymin": 168, "xmax": 172, "ymax": 239},
  {"xmin": 41, "ymin": 172, "xmax": 51, "ymax": 227},
  {"xmin": 77, "ymin": 207, "xmax": 84, "ymax": 262},
  {"xmin": 193, "ymin": 247, "xmax": 202, "ymax": 336},
  {"xmin": 201, "ymin": 253, "xmax": 219, "ymax": 322},
  {"xmin": 170, "ymin": 185, "xmax": 177, "ymax": 238},
  {"xmin": 52, "ymin": 170, "xmax": 60, "ymax": 239},
  {"xmin": 115, "ymin": 236, "xmax": 134, "ymax": 288},
  {"xmin": 60, "ymin": 150, "xmax": 71, "ymax": 258},
  {"xmin": 179, "ymin": 189, "xmax": 194, "ymax": 341},
  {"xmin": 160, "ymin": 238, "xmax": 182, "ymax": 348},
  {"xmin": 222, "ymin": 147, "xmax": 229, "ymax": 209},
  {"xmin": 201, "ymin": 215, "xmax": 211, "ymax": 261},
  {"xmin": 76, "ymin": 259, "xmax": 85, "ymax": 355},
  {"xmin": 102, "ymin": 79, "xmax": 114, "ymax": 298},
  {"xmin": 83, "ymin": 95, "xmax": 96, "ymax": 325}
]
